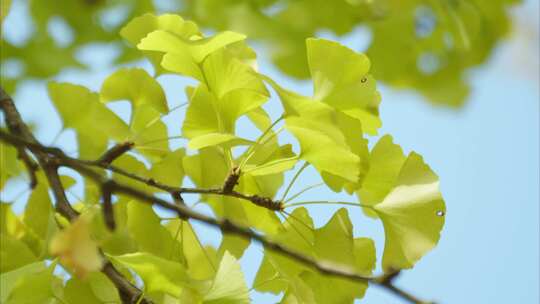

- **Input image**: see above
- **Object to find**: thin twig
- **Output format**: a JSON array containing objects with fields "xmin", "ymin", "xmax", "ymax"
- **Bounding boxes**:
[
  {"xmin": 0, "ymin": 87, "xmax": 151, "ymax": 304},
  {"xmin": 0, "ymin": 131, "xmax": 432, "ymax": 304},
  {"xmin": 0, "ymin": 90, "xmax": 435, "ymax": 304}
]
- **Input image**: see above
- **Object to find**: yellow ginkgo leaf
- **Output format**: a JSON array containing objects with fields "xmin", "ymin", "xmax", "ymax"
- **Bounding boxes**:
[{"xmin": 49, "ymin": 215, "xmax": 103, "ymax": 278}]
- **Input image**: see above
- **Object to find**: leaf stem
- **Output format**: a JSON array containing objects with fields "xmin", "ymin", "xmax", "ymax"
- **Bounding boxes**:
[
  {"xmin": 284, "ymin": 183, "xmax": 324, "ymax": 203},
  {"xmin": 284, "ymin": 200, "xmax": 375, "ymax": 210},
  {"xmin": 280, "ymin": 161, "xmax": 309, "ymax": 202},
  {"xmin": 238, "ymin": 115, "xmax": 284, "ymax": 170}
]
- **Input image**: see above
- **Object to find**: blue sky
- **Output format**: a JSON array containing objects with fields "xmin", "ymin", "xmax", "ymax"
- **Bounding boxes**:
[{"xmin": 1, "ymin": 1, "xmax": 538, "ymax": 303}]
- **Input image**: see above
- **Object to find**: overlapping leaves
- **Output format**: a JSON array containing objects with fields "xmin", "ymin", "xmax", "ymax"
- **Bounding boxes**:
[
  {"xmin": 1, "ymin": 12, "xmax": 448, "ymax": 304},
  {"xmin": 358, "ymin": 135, "xmax": 446, "ymax": 271}
]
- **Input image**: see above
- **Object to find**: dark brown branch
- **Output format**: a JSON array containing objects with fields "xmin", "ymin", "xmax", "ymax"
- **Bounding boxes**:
[
  {"xmin": 375, "ymin": 271, "xmax": 435, "ymax": 304},
  {"xmin": 0, "ymin": 130, "xmax": 431, "ymax": 304},
  {"xmin": 97, "ymin": 141, "xmax": 134, "ymax": 165},
  {"xmin": 0, "ymin": 88, "xmax": 151, "ymax": 304},
  {"xmin": 101, "ymin": 181, "xmax": 116, "ymax": 231},
  {"xmin": 222, "ymin": 166, "xmax": 241, "ymax": 193},
  {"xmin": 16, "ymin": 147, "xmax": 39, "ymax": 188}
]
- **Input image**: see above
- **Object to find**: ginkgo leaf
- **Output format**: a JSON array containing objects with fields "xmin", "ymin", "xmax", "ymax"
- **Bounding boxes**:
[
  {"xmin": 4, "ymin": 265, "xmax": 63, "ymax": 304},
  {"xmin": 0, "ymin": 143, "xmax": 21, "ymax": 189},
  {"xmin": 262, "ymin": 76, "xmax": 368, "ymax": 189},
  {"xmin": 126, "ymin": 200, "xmax": 180, "ymax": 261},
  {"xmin": 286, "ymin": 116, "xmax": 360, "ymax": 182},
  {"xmin": 0, "ymin": 261, "xmax": 47, "ymax": 303},
  {"xmin": 48, "ymin": 82, "xmax": 129, "ymax": 141},
  {"xmin": 100, "ymin": 68, "xmax": 168, "ymax": 114},
  {"xmin": 0, "ymin": 236, "xmax": 38, "ymax": 273},
  {"xmin": 247, "ymin": 156, "xmax": 298, "ymax": 176},
  {"xmin": 120, "ymin": 13, "xmax": 200, "ymax": 75},
  {"xmin": 111, "ymin": 154, "xmax": 150, "ymax": 189},
  {"xmin": 110, "ymin": 252, "xmax": 190, "ymax": 297},
  {"xmin": 130, "ymin": 103, "xmax": 170, "ymax": 161},
  {"xmin": 137, "ymin": 29, "xmax": 246, "ymax": 64},
  {"xmin": 64, "ymin": 273, "xmax": 121, "ymax": 304},
  {"xmin": 242, "ymin": 133, "xmax": 298, "ymax": 177},
  {"xmin": 254, "ymin": 208, "xmax": 375, "ymax": 301},
  {"xmin": 49, "ymin": 215, "xmax": 103, "ymax": 278},
  {"xmin": 203, "ymin": 251, "xmax": 250, "ymax": 304},
  {"xmin": 218, "ymin": 234, "xmax": 250, "ymax": 260},
  {"xmin": 188, "ymin": 133, "xmax": 253, "ymax": 150},
  {"xmin": 172, "ymin": 220, "xmax": 218, "ymax": 280},
  {"xmin": 183, "ymin": 147, "xmax": 228, "ymax": 190},
  {"xmin": 306, "ymin": 38, "xmax": 381, "ymax": 134},
  {"xmin": 0, "ymin": 203, "xmax": 26, "ymax": 239},
  {"xmin": 184, "ymin": 147, "xmax": 283, "ymax": 236},
  {"xmin": 148, "ymin": 149, "xmax": 186, "ymax": 186},
  {"xmin": 120, "ymin": 14, "xmax": 200, "ymax": 46},
  {"xmin": 23, "ymin": 174, "xmax": 57, "ymax": 242},
  {"xmin": 136, "ymin": 25, "xmax": 245, "ymax": 80},
  {"xmin": 201, "ymin": 47, "xmax": 268, "ymax": 100},
  {"xmin": 48, "ymin": 82, "xmax": 130, "ymax": 157},
  {"xmin": 370, "ymin": 150, "xmax": 446, "ymax": 271},
  {"xmin": 357, "ymin": 135, "xmax": 407, "ymax": 218}
]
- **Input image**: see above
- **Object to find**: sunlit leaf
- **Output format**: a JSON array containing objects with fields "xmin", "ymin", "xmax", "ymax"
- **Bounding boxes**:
[
  {"xmin": 0, "ymin": 261, "xmax": 47, "ymax": 303},
  {"xmin": 373, "ymin": 152, "xmax": 446, "ymax": 271},
  {"xmin": 203, "ymin": 251, "xmax": 250, "ymax": 304},
  {"xmin": 111, "ymin": 252, "xmax": 190, "ymax": 297},
  {"xmin": 100, "ymin": 68, "xmax": 168, "ymax": 114}
]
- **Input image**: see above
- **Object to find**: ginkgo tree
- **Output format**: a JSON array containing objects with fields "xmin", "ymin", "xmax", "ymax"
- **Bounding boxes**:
[{"xmin": 1, "ymin": 12, "xmax": 446, "ymax": 304}]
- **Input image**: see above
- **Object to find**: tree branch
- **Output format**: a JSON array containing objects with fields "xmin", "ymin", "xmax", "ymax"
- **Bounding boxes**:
[
  {"xmin": 0, "ymin": 129, "xmax": 434, "ymax": 304},
  {"xmin": 0, "ymin": 87, "xmax": 151, "ymax": 304}
]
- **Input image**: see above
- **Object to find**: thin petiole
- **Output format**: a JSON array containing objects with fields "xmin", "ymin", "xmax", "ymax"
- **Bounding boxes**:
[
  {"xmin": 284, "ymin": 183, "xmax": 324, "ymax": 203},
  {"xmin": 280, "ymin": 162, "xmax": 309, "ymax": 202},
  {"xmin": 137, "ymin": 135, "xmax": 184, "ymax": 146},
  {"xmin": 280, "ymin": 210, "xmax": 314, "ymax": 232},
  {"xmin": 284, "ymin": 200, "xmax": 375, "ymax": 210},
  {"xmin": 238, "ymin": 115, "xmax": 284, "ymax": 170},
  {"xmin": 130, "ymin": 102, "xmax": 188, "ymax": 142}
]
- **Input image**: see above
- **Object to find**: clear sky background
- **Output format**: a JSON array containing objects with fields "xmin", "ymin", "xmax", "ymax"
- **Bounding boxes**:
[{"xmin": 2, "ymin": 1, "xmax": 539, "ymax": 303}]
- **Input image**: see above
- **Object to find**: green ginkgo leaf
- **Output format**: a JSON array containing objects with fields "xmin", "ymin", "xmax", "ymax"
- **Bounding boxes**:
[
  {"xmin": 203, "ymin": 251, "xmax": 250, "ymax": 304},
  {"xmin": 136, "ymin": 26, "xmax": 245, "ymax": 80},
  {"xmin": 182, "ymin": 83, "xmax": 267, "ymax": 150},
  {"xmin": 0, "ymin": 236, "xmax": 38, "ymax": 273},
  {"xmin": 201, "ymin": 47, "xmax": 268, "ymax": 100},
  {"xmin": 120, "ymin": 13, "xmax": 200, "ymax": 75},
  {"xmin": 254, "ymin": 208, "xmax": 375, "ymax": 302},
  {"xmin": 130, "ymin": 103, "xmax": 170, "ymax": 161},
  {"xmin": 306, "ymin": 38, "xmax": 381, "ymax": 135},
  {"xmin": 148, "ymin": 149, "xmax": 186, "ymax": 186},
  {"xmin": 3, "ymin": 264, "xmax": 61, "ymax": 304},
  {"xmin": 183, "ymin": 147, "xmax": 228, "ymax": 190},
  {"xmin": 0, "ymin": 261, "xmax": 47, "ymax": 303},
  {"xmin": 126, "ymin": 200, "xmax": 180, "ymax": 261},
  {"xmin": 363, "ymin": 140, "xmax": 446, "ymax": 271},
  {"xmin": 286, "ymin": 116, "xmax": 360, "ymax": 182},
  {"xmin": 100, "ymin": 68, "xmax": 168, "ymax": 114},
  {"xmin": 110, "ymin": 252, "xmax": 190, "ymax": 297},
  {"xmin": 357, "ymin": 135, "xmax": 407, "ymax": 218},
  {"xmin": 262, "ymin": 75, "xmax": 368, "ymax": 190},
  {"xmin": 138, "ymin": 29, "xmax": 246, "ymax": 64},
  {"xmin": 48, "ymin": 82, "xmax": 129, "ymax": 141},
  {"xmin": 0, "ymin": 143, "xmax": 21, "ymax": 189},
  {"xmin": 48, "ymin": 82, "xmax": 130, "ymax": 157},
  {"xmin": 120, "ymin": 14, "xmax": 200, "ymax": 47},
  {"xmin": 64, "ymin": 273, "xmax": 121, "ymax": 304},
  {"xmin": 187, "ymin": 133, "xmax": 253, "ymax": 150}
]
